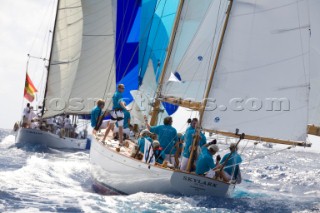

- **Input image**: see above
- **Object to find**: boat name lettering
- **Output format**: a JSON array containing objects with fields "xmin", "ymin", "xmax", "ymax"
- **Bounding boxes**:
[
  {"xmin": 183, "ymin": 176, "xmax": 217, "ymax": 188},
  {"xmin": 26, "ymin": 131, "xmax": 42, "ymax": 135}
]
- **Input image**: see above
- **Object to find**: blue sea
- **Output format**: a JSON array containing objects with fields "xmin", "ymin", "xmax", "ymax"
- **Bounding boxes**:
[{"xmin": 0, "ymin": 128, "xmax": 319, "ymax": 213}]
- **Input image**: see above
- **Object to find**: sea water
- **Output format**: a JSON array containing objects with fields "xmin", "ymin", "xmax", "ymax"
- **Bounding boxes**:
[{"xmin": 0, "ymin": 128, "xmax": 319, "ymax": 213}]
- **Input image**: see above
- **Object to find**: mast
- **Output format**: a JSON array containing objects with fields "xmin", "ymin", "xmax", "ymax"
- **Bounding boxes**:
[
  {"xmin": 186, "ymin": 0, "xmax": 234, "ymax": 172},
  {"xmin": 41, "ymin": 0, "xmax": 60, "ymax": 116},
  {"xmin": 149, "ymin": 0, "xmax": 185, "ymax": 126}
]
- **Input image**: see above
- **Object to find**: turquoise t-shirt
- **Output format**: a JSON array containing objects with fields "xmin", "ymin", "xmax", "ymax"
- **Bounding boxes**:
[
  {"xmin": 154, "ymin": 148, "xmax": 166, "ymax": 164},
  {"xmin": 150, "ymin": 125, "xmax": 178, "ymax": 154},
  {"xmin": 220, "ymin": 152, "xmax": 242, "ymax": 178},
  {"xmin": 182, "ymin": 126, "xmax": 206, "ymax": 158},
  {"xmin": 112, "ymin": 91, "xmax": 123, "ymax": 110},
  {"xmin": 195, "ymin": 147, "xmax": 215, "ymax": 175},
  {"xmin": 90, "ymin": 106, "xmax": 101, "ymax": 128},
  {"xmin": 138, "ymin": 136, "xmax": 153, "ymax": 153}
]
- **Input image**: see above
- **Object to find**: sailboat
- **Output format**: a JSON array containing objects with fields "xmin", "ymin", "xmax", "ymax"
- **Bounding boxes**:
[
  {"xmin": 16, "ymin": 0, "xmax": 118, "ymax": 150},
  {"xmin": 90, "ymin": 0, "xmax": 312, "ymax": 197}
]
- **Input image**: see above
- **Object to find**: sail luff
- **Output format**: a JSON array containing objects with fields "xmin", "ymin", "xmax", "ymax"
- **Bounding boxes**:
[
  {"xmin": 186, "ymin": 0, "xmax": 234, "ymax": 172},
  {"xmin": 41, "ymin": 0, "xmax": 60, "ymax": 116},
  {"xmin": 199, "ymin": 0, "xmax": 233, "ymax": 122},
  {"xmin": 150, "ymin": 0, "xmax": 185, "ymax": 126}
]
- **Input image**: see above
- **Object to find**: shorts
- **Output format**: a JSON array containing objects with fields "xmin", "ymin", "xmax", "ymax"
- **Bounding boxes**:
[
  {"xmin": 114, "ymin": 126, "xmax": 130, "ymax": 135},
  {"xmin": 22, "ymin": 116, "xmax": 28, "ymax": 124},
  {"xmin": 205, "ymin": 170, "xmax": 216, "ymax": 178},
  {"xmin": 110, "ymin": 110, "xmax": 124, "ymax": 126}
]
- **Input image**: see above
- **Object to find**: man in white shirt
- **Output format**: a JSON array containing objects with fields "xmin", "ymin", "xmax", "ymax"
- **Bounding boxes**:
[
  {"xmin": 64, "ymin": 115, "xmax": 72, "ymax": 137},
  {"xmin": 22, "ymin": 103, "xmax": 30, "ymax": 128},
  {"xmin": 46, "ymin": 118, "xmax": 55, "ymax": 133},
  {"xmin": 28, "ymin": 106, "xmax": 36, "ymax": 127}
]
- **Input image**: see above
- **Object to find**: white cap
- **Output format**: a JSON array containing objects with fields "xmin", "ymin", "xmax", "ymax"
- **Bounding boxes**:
[
  {"xmin": 208, "ymin": 144, "xmax": 219, "ymax": 153},
  {"xmin": 140, "ymin": 129, "xmax": 151, "ymax": 137},
  {"xmin": 153, "ymin": 140, "xmax": 160, "ymax": 148}
]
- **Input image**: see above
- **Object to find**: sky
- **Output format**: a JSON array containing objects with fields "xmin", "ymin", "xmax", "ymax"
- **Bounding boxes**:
[
  {"xmin": 0, "ymin": 0, "xmax": 191, "ymax": 132},
  {"xmin": 0, "ymin": 0, "xmax": 56, "ymax": 129}
]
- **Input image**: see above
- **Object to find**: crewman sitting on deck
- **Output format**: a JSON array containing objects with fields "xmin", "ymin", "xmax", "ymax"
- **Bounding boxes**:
[
  {"xmin": 195, "ymin": 143, "xmax": 219, "ymax": 176},
  {"xmin": 152, "ymin": 140, "xmax": 166, "ymax": 164},
  {"xmin": 215, "ymin": 143, "xmax": 242, "ymax": 183},
  {"xmin": 137, "ymin": 129, "xmax": 153, "ymax": 153}
]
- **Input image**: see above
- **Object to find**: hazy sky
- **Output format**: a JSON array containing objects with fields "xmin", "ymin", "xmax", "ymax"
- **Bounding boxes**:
[
  {"xmin": 0, "ymin": 0, "xmax": 192, "ymax": 131},
  {"xmin": 0, "ymin": 0, "xmax": 56, "ymax": 129}
]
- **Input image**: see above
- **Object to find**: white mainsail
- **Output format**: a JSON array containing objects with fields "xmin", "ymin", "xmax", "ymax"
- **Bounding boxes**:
[
  {"xmin": 43, "ymin": 0, "xmax": 116, "ymax": 118},
  {"xmin": 161, "ymin": 0, "xmax": 229, "ymax": 102},
  {"xmin": 202, "ymin": 0, "xmax": 310, "ymax": 142},
  {"xmin": 308, "ymin": 0, "xmax": 320, "ymax": 127},
  {"xmin": 66, "ymin": 0, "xmax": 116, "ymax": 114}
]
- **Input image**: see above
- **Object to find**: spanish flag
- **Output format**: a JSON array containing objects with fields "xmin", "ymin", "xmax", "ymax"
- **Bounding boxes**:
[{"xmin": 24, "ymin": 73, "xmax": 38, "ymax": 102}]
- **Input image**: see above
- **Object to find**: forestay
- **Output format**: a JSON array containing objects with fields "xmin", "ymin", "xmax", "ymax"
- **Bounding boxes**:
[{"xmin": 202, "ymin": 0, "xmax": 310, "ymax": 142}]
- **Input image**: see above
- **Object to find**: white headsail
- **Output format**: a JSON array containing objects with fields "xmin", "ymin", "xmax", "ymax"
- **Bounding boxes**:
[
  {"xmin": 202, "ymin": 0, "xmax": 310, "ymax": 142},
  {"xmin": 43, "ymin": 0, "xmax": 116, "ymax": 118},
  {"xmin": 66, "ymin": 0, "xmax": 116, "ymax": 114},
  {"xmin": 43, "ymin": 0, "xmax": 83, "ymax": 118},
  {"xmin": 161, "ymin": 0, "xmax": 229, "ymax": 102}
]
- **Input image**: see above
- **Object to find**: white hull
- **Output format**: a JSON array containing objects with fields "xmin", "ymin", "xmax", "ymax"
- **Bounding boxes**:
[
  {"xmin": 16, "ymin": 128, "xmax": 90, "ymax": 150},
  {"xmin": 90, "ymin": 137, "xmax": 234, "ymax": 196}
]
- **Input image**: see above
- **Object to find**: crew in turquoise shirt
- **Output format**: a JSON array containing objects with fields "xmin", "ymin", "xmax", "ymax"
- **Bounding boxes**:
[
  {"xmin": 182, "ymin": 126, "xmax": 206, "ymax": 158},
  {"xmin": 91, "ymin": 106, "xmax": 101, "ymax": 128},
  {"xmin": 154, "ymin": 148, "xmax": 166, "ymax": 164},
  {"xmin": 91, "ymin": 99, "xmax": 105, "ymax": 129},
  {"xmin": 138, "ymin": 136, "xmax": 153, "ymax": 153},
  {"xmin": 196, "ymin": 147, "xmax": 216, "ymax": 175},
  {"xmin": 112, "ymin": 91, "xmax": 124, "ymax": 110},
  {"xmin": 150, "ymin": 125, "xmax": 178, "ymax": 154},
  {"xmin": 220, "ymin": 151, "xmax": 242, "ymax": 178}
]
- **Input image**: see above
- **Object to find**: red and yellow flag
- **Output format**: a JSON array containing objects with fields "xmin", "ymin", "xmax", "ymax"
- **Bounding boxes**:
[{"xmin": 24, "ymin": 73, "xmax": 38, "ymax": 102}]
